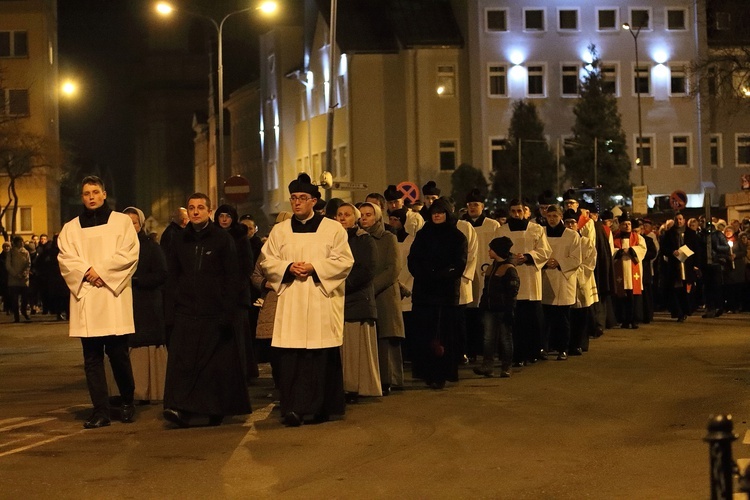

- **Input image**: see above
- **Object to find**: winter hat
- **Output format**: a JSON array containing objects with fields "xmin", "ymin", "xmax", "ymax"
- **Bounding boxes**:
[
  {"xmin": 359, "ymin": 202, "xmax": 383, "ymax": 222},
  {"xmin": 465, "ymin": 188, "xmax": 484, "ymax": 204},
  {"xmin": 123, "ymin": 206, "xmax": 146, "ymax": 228},
  {"xmin": 489, "ymin": 236, "xmax": 513, "ymax": 259},
  {"xmin": 537, "ymin": 189, "xmax": 557, "ymax": 205},
  {"xmin": 422, "ymin": 181, "xmax": 441, "ymax": 196},
  {"xmin": 215, "ymin": 204, "xmax": 239, "ymax": 222},
  {"xmin": 429, "ymin": 197, "xmax": 454, "ymax": 215},
  {"xmin": 384, "ymin": 185, "xmax": 402, "ymax": 201},
  {"xmin": 389, "ymin": 207, "xmax": 408, "ymax": 226},
  {"xmin": 562, "ymin": 209, "xmax": 578, "ymax": 221},
  {"xmin": 288, "ymin": 173, "xmax": 320, "ymax": 197}
]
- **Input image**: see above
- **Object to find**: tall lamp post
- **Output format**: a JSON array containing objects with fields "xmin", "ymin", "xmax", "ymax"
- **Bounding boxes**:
[
  {"xmin": 623, "ymin": 18, "xmax": 647, "ymax": 187},
  {"xmin": 156, "ymin": 1, "xmax": 278, "ymax": 202}
]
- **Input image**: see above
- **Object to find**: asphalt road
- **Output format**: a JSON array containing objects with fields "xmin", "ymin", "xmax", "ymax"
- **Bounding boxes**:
[{"xmin": 2, "ymin": 311, "xmax": 750, "ymax": 499}]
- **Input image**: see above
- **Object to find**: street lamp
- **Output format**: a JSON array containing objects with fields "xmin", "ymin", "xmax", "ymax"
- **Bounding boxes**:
[
  {"xmin": 61, "ymin": 80, "xmax": 78, "ymax": 97},
  {"xmin": 155, "ymin": 1, "xmax": 278, "ymax": 202},
  {"xmin": 623, "ymin": 18, "xmax": 648, "ymax": 187}
]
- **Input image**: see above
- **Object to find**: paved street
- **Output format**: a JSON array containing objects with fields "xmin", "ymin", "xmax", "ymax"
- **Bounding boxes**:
[{"xmin": 1, "ymin": 311, "xmax": 750, "ymax": 499}]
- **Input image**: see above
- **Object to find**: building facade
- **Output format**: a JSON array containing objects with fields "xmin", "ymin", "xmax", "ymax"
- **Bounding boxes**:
[{"xmin": 0, "ymin": 0, "xmax": 60, "ymax": 237}]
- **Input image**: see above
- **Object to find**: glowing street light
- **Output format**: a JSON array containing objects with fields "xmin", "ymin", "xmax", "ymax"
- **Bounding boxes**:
[
  {"xmin": 156, "ymin": 1, "xmax": 278, "ymax": 203},
  {"xmin": 61, "ymin": 80, "xmax": 77, "ymax": 97}
]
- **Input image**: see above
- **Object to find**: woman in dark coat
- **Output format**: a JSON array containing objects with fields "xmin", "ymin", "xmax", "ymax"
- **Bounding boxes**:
[
  {"xmin": 660, "ymin": 213, "xmax": 700, "ymax": 321},
  {"xmin": 215, "ymin": 204, "xmax": 258, "ymax": 381},
  {"xmin": 407, "ymin": 197, "xmax": 468, "ymax": 389},
  {"xmin": 337, "ymin": 202, "xmax": 382, "ymax": 403},
  {"xmin": 123, "ymin": 207, "xmax": 168, "ymax": 402}
]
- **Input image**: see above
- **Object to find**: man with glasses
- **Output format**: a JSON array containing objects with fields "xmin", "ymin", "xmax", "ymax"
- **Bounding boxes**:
[{"xmin": 261, "ymin": 173, "xmax": 354, "ymax": 427}]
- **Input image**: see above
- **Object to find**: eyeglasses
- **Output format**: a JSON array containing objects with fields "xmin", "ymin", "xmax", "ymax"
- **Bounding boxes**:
[{"xmin": 289, "ymin": 196, "xmax": 312, "ymax": 203}]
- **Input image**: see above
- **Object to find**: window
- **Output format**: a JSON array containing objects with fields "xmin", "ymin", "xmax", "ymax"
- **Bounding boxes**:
[
  {"xmin": 3, "ymin": 207, "xmax": 32, "ymax": 233},
  {"xmin": 669, "ymin": 63, "xmax": 688, "ymax": 96},
  {"xmin": 439, "ymin": 140, "xmax": 458, "ymax": 171},
  {"xmin": 437, "ymin": 65, "xmax": 455, "ymax": 96},
  {"xmin": 601, "ymin": 63, "xmax": 619, "ymax": 96},
  {"xmin": 666, "ymin": 8, "xmax": 687, "ymax": 31},
  {"xmin": 337, "ymin": 145, "xmax": 349, "ymax": 178},
  {"xmin": 710, "ymin": 134, "xmax": 723, "ymax": 168},
  {"xmin": 558, "ymin": 9, "xmax": 578, "ymax": 31},
  {"xmin": 628, "ymin": 8, "xmax": 651, "ymax": 30},
  {"xmin": 633, "ymin": 64, "xmax": 651, "ymax": 95},
  {"xmin": 561, "ymin": 64, "xmax": 580, "ymax": 96},
  {"xmin": 736, "ymin": 135, "xmax": 750, "ymax": 167},
  {"xmin": 527, "ymin": 64, "xmax": 546, "ymax": 97},
  {"xmin": 671, "ymin": 135, "xmax": 691, "ymax": 167},
  {"xmin": 524, "ymin": 9, "xmax": 545, "ymax": 31},
  {"xmin": 634, "ymin": 135, "xmax": 655, "ymax": 168},
  {"xmin": 488, "ymin": 64, "xmax": 507, "ymax": 97},
  {"xmin": 2, "ymin": 89, "xmax": 30, "ymax": 116},
  {"xmin": 597, "ymin": 8, "xmax": 618, "ymax": 31},
  {"xmin": 708, "ymin": 66, "xmax": 718, "ymax": 96},
  {"xmin": 0, "ymin": 31, "xmax": 28, "ymax": 58},
  {"xmin": 490, "ymin": 137, "xmax": 509, "ymax": 172},
  {"xmin": 715, "ymin": 12, "xmax": 731, "ymax": 31},
  {"xmin": 732, "ymin": 68, "xmax": 750, "ymax": 98},
  {"xmin": 486, "ymin": 8, "xmax": 508, "ymax": 32}
]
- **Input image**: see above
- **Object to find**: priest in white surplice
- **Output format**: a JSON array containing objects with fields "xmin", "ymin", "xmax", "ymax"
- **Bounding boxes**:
[
  {"xmin": 261, "ymin": 174, "xmax": 354, "ymax": 427},
  {"xmin": 58, "ymin": 176, "xmax": 140, "ymax": 429}
]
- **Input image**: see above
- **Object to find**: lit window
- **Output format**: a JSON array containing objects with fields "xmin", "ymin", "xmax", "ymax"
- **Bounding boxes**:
[
  {"xmin": 669, "ymin": 63, "xmax": 688, "ymax": 96},
  {"xmin": 439, "ymin": 140, "xmax": 458, "ymax": 171},
  {"xmin": 732, "ymin": 68, "xmax": 750, "ymax": 98},
  {"xmin": 666, "ymin": 8, "xmax": 687, "ymax": 31},
  {"xmin": 671, "ymin": 135, "xmax": 691, "ymax": 167},
  {"xmin": 597, "ymin": 8, "xmax": 618, "ymax": 31},
  {"xmin": 710, "ymin": 134, "xmax": 722, "ymax": 168},
  {"xmin": 486, "ymin": 9, "xmax": 508, "ymax": 32},
  {"xmin": 490, "ymin": 137, "xmax": 509, "ymax": 171},
  {"xmin": 633, "ymin": 64, "xmax": 651, "ymax": 95},
  {"xmin": 524, "ymin": 9, "xmax": 545, "ymax": 31},
  {"xmin": 488, "ymin": 64, "xmax": 507, "ymax": 97},
  {"xmin": 736, "ymin": 135, "xmax": 750, "ymax": 167},
  {"xmin": 634, "ymin": 135, "xmax": 655, "ymax": 168},
  {"xmin": 601, "ymin": 63, "xmax": 619, "ymax": 96},
  {"xmin": 0, "ymin": 31, "xmax": 28, "ymax": 58},
  {"xmin": 629, "ymin": 8, "xmax": 651, "ymax": 30},
  {"xmin": 437, "ymin": 65, "xmax": 456, "ymax": 96},
  {"xmin": 527, "ymin": 64, "xmax": 546, "ymax": 97},
  {"xmin": 561, "ymin": 64, "xmax": 580, "ymax": 96},
  {"xmin": 558, "ymin": 9, "xmax": 578, "ymax": 31}
]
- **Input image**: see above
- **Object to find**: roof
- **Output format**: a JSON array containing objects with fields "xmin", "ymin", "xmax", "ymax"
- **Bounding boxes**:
[{"xmin": 314, "ymin": 0, "xmax": 463, "ymax": 54}]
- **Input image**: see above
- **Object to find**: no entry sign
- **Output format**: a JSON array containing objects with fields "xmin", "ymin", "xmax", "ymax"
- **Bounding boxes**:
[{"xmin": 224, "ymin": 175, "xmax": 251, "ymax": 204}]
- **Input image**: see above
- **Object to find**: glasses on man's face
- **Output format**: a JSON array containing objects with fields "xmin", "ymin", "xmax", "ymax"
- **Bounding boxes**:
[{"xmin": 289, "ymin": 196, "xmax": 312, "ymax": 203}]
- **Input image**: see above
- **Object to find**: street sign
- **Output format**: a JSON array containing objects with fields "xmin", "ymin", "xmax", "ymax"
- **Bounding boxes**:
[
  {"xmin": 632, "ymin": 185, "xmax": 649, "ymax": 215},
  {"xmin": 396, "ymin": 181, "xmax": 420, "ymax": 204},
  {"xmin": 332, "ymin": 181, "xmax": 368, "ymax": 190},
  {"xmin": 669, "ymin": 190, "xmax": 687, "ymax": 211},
  {"xmin": 224, "ymin": 175, "xmax": 251, "ymax": 204}
]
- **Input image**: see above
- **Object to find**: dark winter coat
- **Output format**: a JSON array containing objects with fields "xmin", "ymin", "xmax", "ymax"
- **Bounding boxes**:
[
  {"xmin": 408, "ymin": 216, "xmax": 468, "ymax": 307},
  {"xmin": 130, "ymin": 231, "xmax": 168, "ymax": 348},
  {"xmin": 660, "ymin": 225, "xmax": 700, "ymax": 285},
  {"xmin": 344, "ymin": 226, "xmax": 378, "ymax": 322},
  {"xmin": 479, "ymin": 260, "xmax": 520, "ymax": 317},
  {"xmin": 159, "ymin": 221, "xmax": 183, "ymax": 258},
  {"xmin": 215, "ymin": 218, "xmax": 254, "ymax": 307},
  {"xmin": 593, "ymin": 221, "xmax": 614, "ymax": 296}
]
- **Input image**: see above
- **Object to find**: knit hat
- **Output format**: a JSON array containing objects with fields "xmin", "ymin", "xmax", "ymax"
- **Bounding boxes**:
[
  {"xmin": 489, "ymin": 236, "xmax": 513, "ymax": 259},
  {"xmin": 422, "ymin": 181, "xmax": 441, "ymax": 196},
  {"xmin": 384, "ymin": 185, "xmax": 402, "ymax": 201}
]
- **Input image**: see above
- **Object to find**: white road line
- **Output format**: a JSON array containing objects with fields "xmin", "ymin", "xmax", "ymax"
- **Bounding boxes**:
[
  {"xmin": 738, "ymin": 458, "xmax": 750, "ymax": 474},
  {"xmin": 743, "ymin": 430, "xmax": 750, "ymax": 444},
  {"xmin": 0, "ymin": 433, "xmax": 45, "ymax": 449},
  {"xmin": 242, "ymin": 403, "xmax": 276, "ymax": 427},
  {"xmin": 0, "ymin": 417, "xmax": 27, "ymax": 427},
  {"xmin": 0, "ymin": 417, "xmax": 56, "ymax": 433},
  {"xmin": 0, "ymin": 431, "xmax": 83, "ymax": 458},
  {"xmin": 46, "ymin": 404, "xmax": 90, "ymax": 414}
]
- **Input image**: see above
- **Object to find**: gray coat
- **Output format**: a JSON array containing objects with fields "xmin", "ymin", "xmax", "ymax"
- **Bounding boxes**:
[
  {"xmin": 364, "ymin": 220, "xmax": 405, "ymax": 339},
  {"xmin": 5, "ymin": 246, "xmax": 30, "ymax": 287},
  {"xmin": 344, "ymin": 227, "xmax": 378, "ymax": 321}
]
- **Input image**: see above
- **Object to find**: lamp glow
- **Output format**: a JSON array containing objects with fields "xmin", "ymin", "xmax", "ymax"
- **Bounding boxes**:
[
  {"xmin": 436, "ymin": 85, "xmax": 445, "ymax": 95},
  {"xmin": 509, "ymin": 50, "xmax": 525, "ymax": 66},
  {"xmin": 652, "ymin": 49, "xmax": 668, "ymax": 64},
  {"xmin": 61, "ymin": 80, "xmax": 77, "ymax": 96},
  {"xmin": 258, "ymin": 1, "xmax": 278, "ymax": 15},
  {"xmin": 155, "ymin": 2, "xmax": 173, "ymax": 15}
]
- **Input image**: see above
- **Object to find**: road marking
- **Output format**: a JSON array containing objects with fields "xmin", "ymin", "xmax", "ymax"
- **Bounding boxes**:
[
  {"xmin": 47, "ymin": 404, "xmax": 90, "ymax": 414},
  {"xmin": 738, "ymin": 458, "xmax": 750, "ymax": 474},
  {"xmin": 0, "ymin": 417, "xmax": 56, "ymax": 432},
  {"xmin": 743, "ymin": 430, "xmax": 750, "ymax": 444},
  {"xmin": 0, "ymin": 433, "xmax": 45, "ymax": 449},
  {"xmin": 242, "ymin": 402, "xmax": 275, "ymax": 427},
  {"xmin": 0, "ymin": 417, "xmax": 27, "ymax": 427},
  {"xmin": 0, "ymin": 431, "xmax": 83, "ymax": 458}
]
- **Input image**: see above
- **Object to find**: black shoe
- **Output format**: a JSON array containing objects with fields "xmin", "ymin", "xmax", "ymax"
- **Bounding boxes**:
[
  {"xmin": 345, "ymin": 392, "xmax": 359, "ymax": 404},
  {"xmin": 283, "ymin": 411, "xmax": 302, "ymax": 427},
  {"xmin": 557, "ymin": 352, "xmax": 568, "ymax": 361},
  {"xmin": 472, "ymin": 366, "xmax": 494, "ymax": 377},
  {"xmin": 538, "ymin": 350, "xmax": 548, "ymax": 361},
  {"xmin": 208, "ymin": 415, "xmax": 223, "ymax": 426},
  {"xmin": 570, "ymin": 348, "xmax": 583, "ymax": 356},
  {"xmin": 83, "ymin": 414, "xmax": 111, "ymax": 429},
  {"xmin": 428, "ymin": 381, "xmax": 446, "ymax": 390},
  {"xmin": 121, "ymin": 404, "xmax": 136, "ymax": 423},
  {"xmin": 512, "ymin": 361, "xmax": 524, "ymax": 368},
  {"xmin": 163, "ymin": 408, "xmax": 190, "ymax": 428},
  {"xmin": 500, "ymin": 368, "xmax": 511, "ymax": 378},
  {"xmin": 381, "ymin": 384, "xmax": 391, "ymax": 396},
  {"xmin": 629, "ymin": 323, "xmax": 639, "ymax": 329}
]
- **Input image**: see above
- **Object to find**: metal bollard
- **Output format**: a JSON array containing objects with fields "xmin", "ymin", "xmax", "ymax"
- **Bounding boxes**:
[
  {"xmin": 704, "ymin": 414, "xmax": 737, "ymax": 500},
  {"xmin": 738, "ymin": 462, "xmax": 750, "ymax": 497}
]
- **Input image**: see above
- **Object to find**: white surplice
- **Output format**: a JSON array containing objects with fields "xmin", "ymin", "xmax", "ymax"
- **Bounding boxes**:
[
  {"xmin": 261, "ymin": 217, "xmax": 354, "ymax": 349},
  {"xmin": 574, "ymin": 234, "xmax": 599, "ymax": 308},
  {"xmin": 58, "ymin": 212, "xmax": 140, "ymax": 337},
  {"xmin": 456, "ymin": 220, "xmax": 478, "ymax": 306},
  {"xmin": 495, "ymin": 221, "xmax": 552, "ymax": 301},
  {"xmin": 467, "ymin": 217, "xmax": 501, "ymax": 307},
  {"xmin": 542, "ymin": 227, "xmax": 582, "ymax": 306}
]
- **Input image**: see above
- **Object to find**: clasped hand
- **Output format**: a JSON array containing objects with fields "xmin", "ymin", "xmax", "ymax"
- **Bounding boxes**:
[
  {"xmin": 290, "ymin": 262, "xmax": 314, "ymax": 279},
  {"xmin": 84, "ymin": 267, "xmax": 104, "ymax": 288}
]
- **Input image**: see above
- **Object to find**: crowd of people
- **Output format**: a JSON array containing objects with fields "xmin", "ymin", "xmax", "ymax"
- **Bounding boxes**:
[{"xmin": 2, "ymin": 175, "xmax": 749, "ymax": 430}]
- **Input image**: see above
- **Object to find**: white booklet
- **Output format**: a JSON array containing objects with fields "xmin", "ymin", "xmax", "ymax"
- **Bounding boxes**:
[{"xmin": 677, "ymin": 245, "xmax": 694, "ymax": 263}]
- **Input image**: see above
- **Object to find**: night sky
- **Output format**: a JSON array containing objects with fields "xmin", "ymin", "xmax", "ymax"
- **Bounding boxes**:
[{"xmin": 57, "ymin": 0, "xmax": 299, "ymax": 208}]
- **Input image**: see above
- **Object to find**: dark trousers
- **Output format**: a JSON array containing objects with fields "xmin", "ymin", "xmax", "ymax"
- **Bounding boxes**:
[
  {"xmin": 8, "ymin": 286, "xmax": 29, "ymax": 322},
  {"xmin": 412, "ymin": 305, "xmax": 460, "ymax": 384},
  {"xmin": 703, "ymin": 264, "xmax": 724, "ymax": 312},
  {"xmin": 618, "ymin": 291, "xmax": 637, "ymax": 326},
  {"xmin": 543, "ymin": 304, "xmax": 571, "ymax": 353},
  {"xmin": 570, "ymin": 306, "xmax": 591, "ymax": 352},
  {"xmin": 669, "ymin": 283, "xmax": 691, "ymax": 319},
  {"xmin": 465, "ymin": 307, "xmax": 485, "ymax": 359},
  {"xmin": 277, "ymin": 347, "xmax": 344, "ymax": 419},
  {"xmin": 81, "ymin": 336, "xmax": 134, "ymax": 417},
  {"xmin": 514, "ymin": 300, "xmax": 542, "ymax": 362},
  {"xmin": 481, "ymin": 310, "xmax": 513, "ymax": 371}
]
